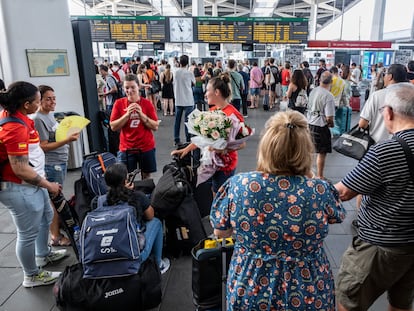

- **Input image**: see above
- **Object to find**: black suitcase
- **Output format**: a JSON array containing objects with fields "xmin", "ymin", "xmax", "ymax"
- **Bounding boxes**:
[
  {"xmin": 192, "ymin": 238, "xmax": 234, "ymax": 311},
  {"xmin": 164, "ymin": 194, "xmax": 207, "ymax": 257}
]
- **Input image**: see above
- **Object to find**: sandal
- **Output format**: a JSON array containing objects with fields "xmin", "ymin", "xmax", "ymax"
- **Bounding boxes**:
[{"xmin": 50, "ymin": 234, "xmax": 71, "ymax": 247}]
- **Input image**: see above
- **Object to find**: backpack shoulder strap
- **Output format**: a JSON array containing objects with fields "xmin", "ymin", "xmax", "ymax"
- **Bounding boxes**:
[
  {"xmin": 0, "ymin": 116, "xmax": 26, "ymax": 127},
  {"xmin": 97, "ymin": 194, "xmax": 107, "ymax": 208}
]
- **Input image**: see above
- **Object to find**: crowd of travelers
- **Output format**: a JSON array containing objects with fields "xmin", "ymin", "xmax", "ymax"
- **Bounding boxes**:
[{"xmin": 0, "ymin": 55, "xmax": 413, "ymax": 311}]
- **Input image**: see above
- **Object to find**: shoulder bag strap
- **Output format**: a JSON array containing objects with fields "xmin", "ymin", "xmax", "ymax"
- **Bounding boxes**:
[
  {"xmin": 393, "ymin": 135, "xmax": 414, "ymax": 181},
  {"xmin": 230, "ymin": 72, "xmax": 241, "ymax": 90}
]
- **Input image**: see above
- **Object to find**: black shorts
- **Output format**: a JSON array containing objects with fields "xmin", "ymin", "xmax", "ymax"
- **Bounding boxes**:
[{"xmin": 309, "ymin": 124, "xmax": 332, "ymax": 153}]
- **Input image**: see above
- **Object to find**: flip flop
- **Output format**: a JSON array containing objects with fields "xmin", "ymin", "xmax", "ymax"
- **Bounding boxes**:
[{"xmin": 50, "ymin": 234, "xmax": 71, "ymax": 247}]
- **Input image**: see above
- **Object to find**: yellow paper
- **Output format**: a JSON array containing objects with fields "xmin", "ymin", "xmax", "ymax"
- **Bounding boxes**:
[{"xmin": 56, "ymin": 115, "xmax": 90, "ymax": 142}]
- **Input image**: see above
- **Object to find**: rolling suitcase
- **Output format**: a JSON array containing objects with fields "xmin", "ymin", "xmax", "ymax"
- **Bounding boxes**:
[
  {"xmin": 350, "ymin": 96, "xmax": 360, "ymax": 112},
  {"xmin": 331, "ymin": 106, "xmax": 352, "ymax": 136},
  {"xmin": 192, "ymin": 237, "xmax": 234, "ymax": 311}
]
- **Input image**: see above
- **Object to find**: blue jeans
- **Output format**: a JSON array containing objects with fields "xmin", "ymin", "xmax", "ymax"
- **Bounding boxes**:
[
  {"xmin": 140, "ymin": 217, "xmax": 163, "ymax": 266},
  {"xmin": 174, "ymin": 105, "xmax": 194, "ymax": 143},
  {"xmin": 0, "ymin": 183, "xmax": 53, "ymax": 276},
  {"xmin": 44, "ymin": 163, "xmax": 67, "ymax": 185},
  {"xmin": 231, "ymin": 98, "xmax": 241, "ymax": 112},
  {"xmin": 193, "ymin": 86, "xmax": 204, "ymax": 104}
]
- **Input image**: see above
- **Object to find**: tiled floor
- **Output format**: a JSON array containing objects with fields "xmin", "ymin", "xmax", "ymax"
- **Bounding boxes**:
[{"xmin": 0, "ymin": 102, "xmax": 391, "ymax": 311}]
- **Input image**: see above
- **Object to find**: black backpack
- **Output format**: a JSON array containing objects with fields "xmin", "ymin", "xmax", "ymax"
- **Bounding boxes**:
[
  {"xmin": 270, "ymin": 66, "xmax": 281, "ymax": 84},
  {"xmin": 108, "ymin": 75, "xmax": 125, "ymax": 100}
]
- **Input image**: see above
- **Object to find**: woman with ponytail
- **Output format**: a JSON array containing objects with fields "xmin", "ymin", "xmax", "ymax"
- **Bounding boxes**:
[
  {"xmin": 172, "ymin": 72, "xmax": 245, "ymax": 194},
  {"xmin": 0, "ymin": 81, "xmax": 65, "ymax": 288},
  {"xmin": 96, "ymin": 163, "xmax": 170, "ymax": 274}
]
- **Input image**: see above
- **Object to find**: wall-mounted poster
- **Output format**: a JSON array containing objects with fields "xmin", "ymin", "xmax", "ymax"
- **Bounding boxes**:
[{"xmin": 26, "ymin": 49, "xmax": 69, "ymax": 77}]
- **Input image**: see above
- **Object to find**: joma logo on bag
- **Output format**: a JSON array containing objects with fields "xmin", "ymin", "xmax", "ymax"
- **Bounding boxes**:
[
  {"xmin": 342, "ymin": 140, "xmax": 353, "ymax": 147},
  {"xmin": 104, "ymin": 288, "xmax": 124, "ymax": 299}
]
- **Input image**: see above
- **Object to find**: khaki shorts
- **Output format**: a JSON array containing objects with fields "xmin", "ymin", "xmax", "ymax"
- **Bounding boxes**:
[{"xmin": 336, "ymin": 237, "xmax": 414, "ymax": 311}]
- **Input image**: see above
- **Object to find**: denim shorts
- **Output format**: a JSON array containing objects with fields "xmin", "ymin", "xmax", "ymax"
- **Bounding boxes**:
[
  {"xmin": 117, "ymin": 148, "xmax": 157, "ymax": 173},
  {"xmin": 44, "ymin": 163, "xmax": 67, "ymax": 185},
  {"xmin": 336, "ymin": 237, "xmax": 414, "ymax": 310},
  {"xmin": 250, "ymin": 88, "xmax": 260, "ymax": 96}
]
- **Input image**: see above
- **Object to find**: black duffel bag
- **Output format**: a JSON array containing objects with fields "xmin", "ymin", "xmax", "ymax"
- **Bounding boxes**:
[
  {"xmin": 54, "ymin": 256, "xmax": 161, "ymax": 311},
  {"xmin": 151, "ymin": 162, "xmax": 193, "ymax": 217}
]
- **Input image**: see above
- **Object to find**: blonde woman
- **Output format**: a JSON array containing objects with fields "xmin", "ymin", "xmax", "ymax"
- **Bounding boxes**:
[{"xmin": 210, "ymin": 110, "xmax": 345, "ymax": 310}]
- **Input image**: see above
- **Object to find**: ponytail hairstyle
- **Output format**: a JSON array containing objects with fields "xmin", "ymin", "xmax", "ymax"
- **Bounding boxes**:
[
  {"xmin": 0, "ymin": 81, "xmax": 38, "ymax": 114},
  {"xmin": 209, "ymin": 72, "xmax": 232, "ymax": 100},
  {"xmin": 104, "ymin": 163, "xmax": 132, "ymax": 206}
]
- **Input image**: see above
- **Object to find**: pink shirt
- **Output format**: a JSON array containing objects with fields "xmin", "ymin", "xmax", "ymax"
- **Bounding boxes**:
[{"xmin": 249, "ymin": 67, "xmax": 263, "ymax": 89}]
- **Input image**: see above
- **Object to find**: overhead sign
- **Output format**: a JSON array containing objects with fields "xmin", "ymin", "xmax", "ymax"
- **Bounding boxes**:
[
  {"xmin": 195, "ymin": 17, "xmax": 253, "ymax": 44},
  {"xmin": 72, "ymin": 16, "xmax": 309, "ymax": 44},
  {"xmin": 72, "ymin": 16, "xmax": 166, "ymax": 42},
  {"xmin": 307, "ymin": 40, "xmax": 392, "ymax": 49},
  {"xmin": 253, "ymin": 18, "xmax": 308, "ymax": 44},
  {"xmin": 394, "ymin": 50, "xmax": 412, "ymax": 65}
]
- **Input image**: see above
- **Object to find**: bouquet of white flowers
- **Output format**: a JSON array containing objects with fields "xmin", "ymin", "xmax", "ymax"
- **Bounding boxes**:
[{"xmin": 186, "ymin": 109, "xmax": 254, "ymax": 185}]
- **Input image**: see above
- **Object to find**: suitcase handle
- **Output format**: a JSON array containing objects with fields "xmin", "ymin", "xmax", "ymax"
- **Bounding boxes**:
[{"xmin": 97, "ymin": 154, "xmax": 106, "ymax": 172}]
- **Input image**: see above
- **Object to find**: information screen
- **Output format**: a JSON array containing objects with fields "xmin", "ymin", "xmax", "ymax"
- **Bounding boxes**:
[
  {"xmin": 109, "ymin": 16, "xmax": 166, "ymax": 42},
  {"xmin": 253, "ymin": 18, "xmax": 308, "ymax": 44},
  {"xmin": 195, "ymin": 17, "xmax": 253, "ymax": 43},
  {"xmin": 90, "ymin": 18, "xmax": 111, "ymax": 42}
]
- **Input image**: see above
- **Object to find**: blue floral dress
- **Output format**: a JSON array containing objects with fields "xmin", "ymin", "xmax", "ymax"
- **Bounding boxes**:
[{"xmin": 210, "ymin": 172, "xmax": 345, "ymax": 311}]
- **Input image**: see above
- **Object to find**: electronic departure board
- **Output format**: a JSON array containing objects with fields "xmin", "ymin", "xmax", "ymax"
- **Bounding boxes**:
[
  {"xmin": 195, "ymin": 17, "xmax": 253, "ymax": 43},
  {"xmin": 253, "ymin": 18, "xmax": 308, "ymax": 44},
  {"xmin": 72, "ymin": 16, "xmax": 309, "ymax": 45},
  {"xmin": 109, "ymin": 16, "xmax": 166, "ymax": 42},
  {"xmin": 90, "ymin": 18, "xmax": 111, "ymax": 42}
]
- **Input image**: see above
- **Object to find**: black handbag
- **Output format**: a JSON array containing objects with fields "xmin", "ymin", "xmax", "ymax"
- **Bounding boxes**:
[
  {"xmin": 333, "ymin": 125, "xmax": 375, "ymax": 160},
  {"xmin": 150, "ymin": 79, "xmax": 161, "ymax": 94}
]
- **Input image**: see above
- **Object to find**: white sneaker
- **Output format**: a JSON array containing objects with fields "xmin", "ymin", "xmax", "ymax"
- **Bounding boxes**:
[
  {"xmin": 159, "ymin": 258, "xmax": 170, "ymax": 275},
  {"xmin": 22, "ymin": 270, "xmax": 61, "ymax": 288},
  {"xmin": 35, "ymin": 249, "xmax": 67, "ymax": 268}
]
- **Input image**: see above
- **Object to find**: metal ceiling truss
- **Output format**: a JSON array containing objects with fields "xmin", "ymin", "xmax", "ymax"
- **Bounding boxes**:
[{"xmin": 79, "ymin": 0, "xmax": 361, "ymax": 31}]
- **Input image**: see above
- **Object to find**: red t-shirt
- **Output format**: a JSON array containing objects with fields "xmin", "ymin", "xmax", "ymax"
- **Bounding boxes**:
[
  {"xmin": 110, "ymin": 97, "xmax": 158, "ymax": 152},
  {"xmin": 0, "ymin": 111, "xmax": 32, "ymax": 183},
  {"xmin": 281, "ymin": 69, "xmax": 291, "ymax": 86},
  {"xmin": 210, "ymin": 104, "xmax": 244, "ymax": 172}
]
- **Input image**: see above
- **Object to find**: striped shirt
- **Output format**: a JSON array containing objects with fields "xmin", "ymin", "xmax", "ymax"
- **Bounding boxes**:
[{"xmin": 342, "ymin": 129, "xmax": 414, "ymax": 247}]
